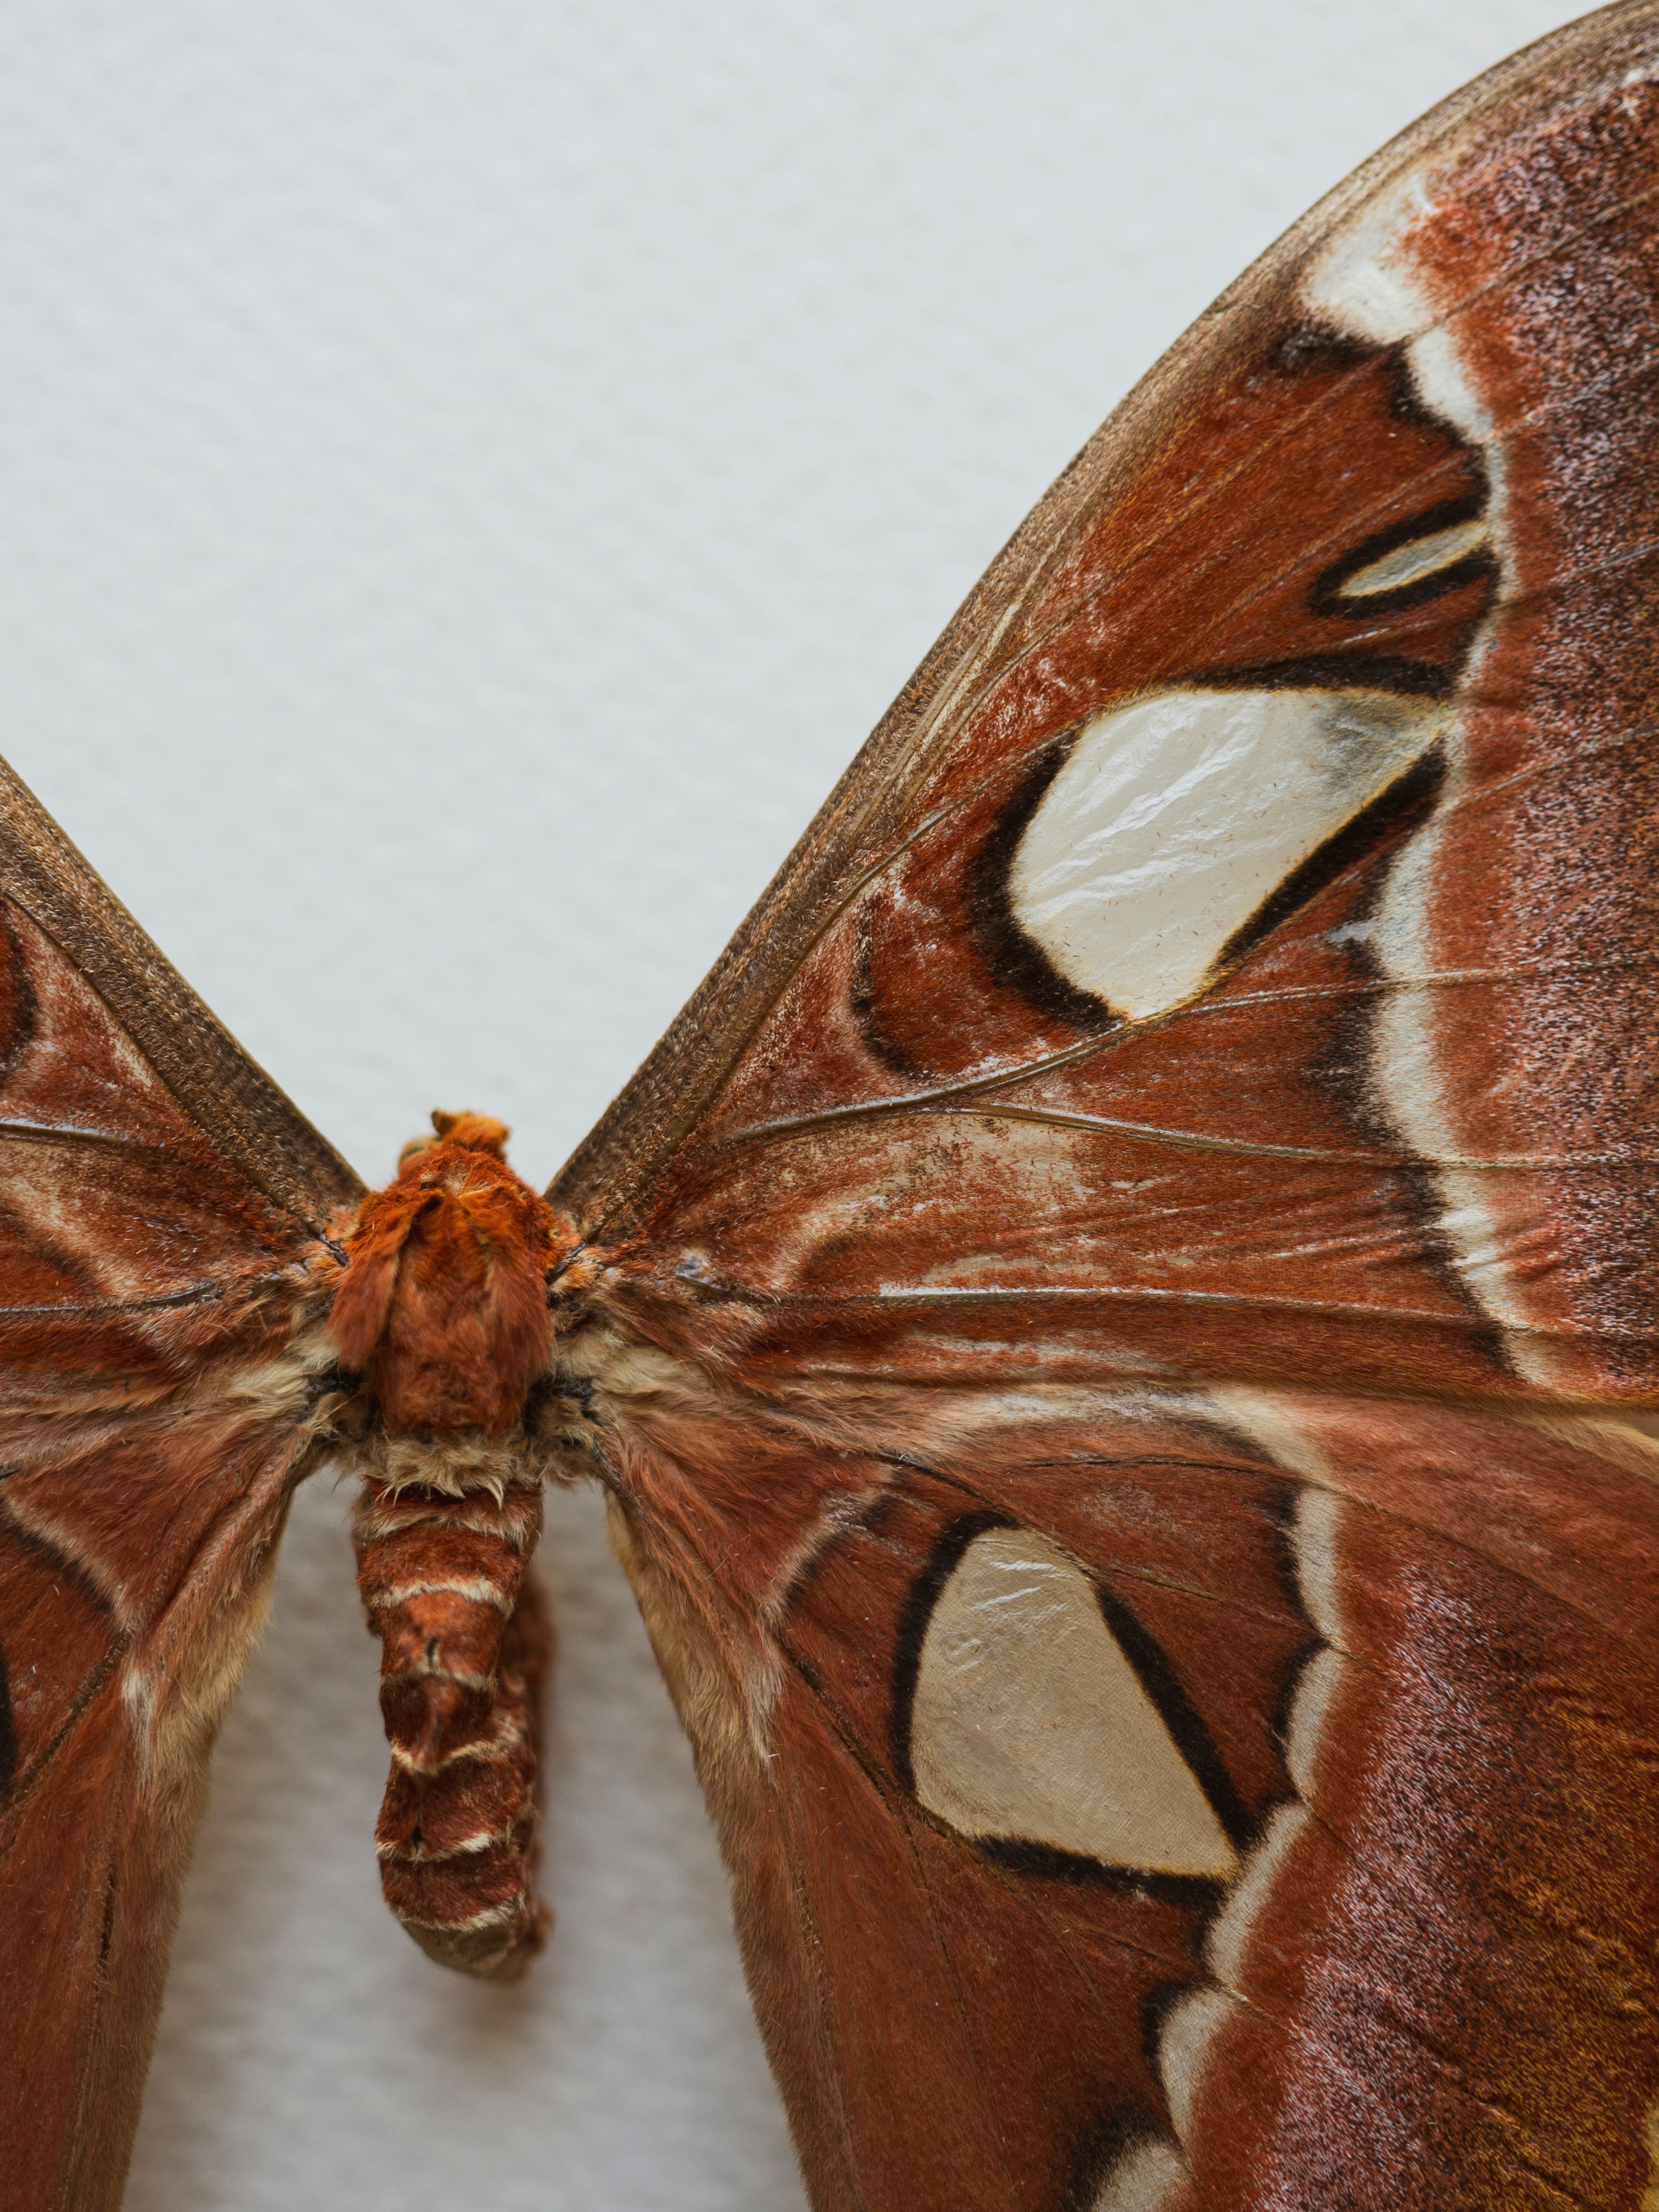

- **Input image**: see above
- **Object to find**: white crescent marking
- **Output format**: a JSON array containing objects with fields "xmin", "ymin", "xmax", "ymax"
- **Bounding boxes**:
[
  {"xmin": 1090, "ymin": 2134, "xmax": 1192, "ymax": 2210},
  {"xmin": 1337, "ymin": 516, "xmax": 1489, "ymax": 598},
  {"xmin": 1303, "ymin": 147, "xmax": 1540, "ymax": 1376}
]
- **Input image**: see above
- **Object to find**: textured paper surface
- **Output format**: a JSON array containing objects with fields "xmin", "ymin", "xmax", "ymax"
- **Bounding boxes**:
[{"xmin": 0, "ymin": 2, "xmax": 1579, "ymax": 2203}]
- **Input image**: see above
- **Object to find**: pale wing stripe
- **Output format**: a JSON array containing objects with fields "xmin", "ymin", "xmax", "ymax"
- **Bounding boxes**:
[
  {"xmin": 733, "ymin": 1096, "xmax": 1659, "ymax": 1169},
  {"xmin": 566, "ymin": 168, "xmax": 1659, "ymax": 1235},
  {"xmin": 972, "ymin": 187, "xmax": 1659, "ymax": 757},
  {"xmin": 1337, "ymin": 517, "xmax": 1491, "ymax": 597},
  {"xmin": 1089, "ymin": 2137, "xmax": 1194, "ymax": 2211},
  {"xmin": 720, "ymin": 945, "xmax": 1659, "ymax": 1149},
  {"xmin": 0, "ymin": 1120, "xmax": 134, "ymax": 1149},
  {"xmin": 691, "ymin": 1280, "xmax": 1659, "ymax": 1344},
  {"xmin": 1012, "ymin": 185, "xmax": 1659, "ymax": 675}
]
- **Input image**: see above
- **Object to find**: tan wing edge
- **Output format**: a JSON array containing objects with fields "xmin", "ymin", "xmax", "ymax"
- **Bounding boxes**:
[{"xmin": 0, "ymin": 753, "xmax": 362, "ymax": 1233}]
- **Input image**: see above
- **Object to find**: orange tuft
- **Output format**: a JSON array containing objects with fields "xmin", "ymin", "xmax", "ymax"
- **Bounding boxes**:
[{"xmin": 329, "ymin": 1112, "xmax": 558, "ymax": 1433}]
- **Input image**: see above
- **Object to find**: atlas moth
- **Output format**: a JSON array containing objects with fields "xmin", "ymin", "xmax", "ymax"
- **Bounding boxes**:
[{"xmin": 6, "ymin": 7, "xmax": 1659, "ymax": 2208}]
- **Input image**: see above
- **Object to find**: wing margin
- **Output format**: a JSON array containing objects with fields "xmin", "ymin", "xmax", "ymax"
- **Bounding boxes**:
[
  {"xmin": 0, "ymin": 755, "xmax": 361, "ymax": 1233},
  {"xmin": 550, "ymin": 0, "xmax": 1659, "ymax": 1241}
]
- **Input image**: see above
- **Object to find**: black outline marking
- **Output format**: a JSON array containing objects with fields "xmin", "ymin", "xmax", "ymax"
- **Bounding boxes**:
[
  {"xmin": 850, "ymin": 908, "xmax": 932, "ymax": 1082},
  {"xmin": 860, "ymin": 330, "xmax": 1495, "ymax": 1063},
  {"xmin": 889, "ymin": 1508, "xmax": 1008, "ymax": 1793},
  {"xmin": 1311, "ymin": 491, "xmax": 1497, "ymax": 618},
  {"xmin": 965, "ymin": 741, "xmax": 1126, "ymax": 1031},
  {"xmin": 1188, "ymin": 649, "xmax": 1460, "ymax": 700},
  {"xmin": 1215, "ymin": 744, "xmax": 1447, "ymax": 974},
  {"xmin": 1065, "ymin": 2112, "xmax": 1177, "ymax": 2212},
  {"xmin": 763, "ymin": 1462, "xmax": 915, "ymax": 1635},
  {"xmin": 1272, "ymin": 320, "xmax": 1374, "ymax": 379},
  {"xmin": 0, "ymin": 1282, "xmax": 226, "ymax": 1320},
  {"xmin": 891, "ymin": 1513, "xmax": 1254, "ymax": 1880},
  {"xmin": 0, "ymin": 1501, "xmax": 124, "ymax": 1634},
  {"xmin": 1094, "ymin": 1579, "xmax": 1253, "ymax": 1854},
  {"xmin": 1140, "ymin": 1978, "xmax": 1199, "ymax": 2075},
  {"xmin": 0, "ymin": 1501, "xmax": 126, "ymax": 1807},
  {"xmin": 96, "ymin": 1869, "xmax": 118, "ymax": 1978},
  {"xmin": 1190, "ymin": 337, "xmax": 1495, "ymax": 698},
  {"xmin": 961, "ymin": 680, "xmax": 1450, "ymax": 1046},
  {"xmin": 850, "ymin": 736, "xmax": 1123, "ymax": 1078},
  {"xmin": 973, "ymin": 1836, "xmax": 1224, "ymax": 1910}
]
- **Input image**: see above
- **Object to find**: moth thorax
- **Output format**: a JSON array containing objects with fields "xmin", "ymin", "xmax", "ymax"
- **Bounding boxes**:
[{"xmin": 328, "ymin": 1110, "xmax": 558, "ymax": 1434}]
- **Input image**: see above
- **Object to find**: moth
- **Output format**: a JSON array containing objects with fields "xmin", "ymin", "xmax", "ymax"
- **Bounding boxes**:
[{"xmin": 7, "ymin": 4, "xmax": 1659, "ymax": 2207}]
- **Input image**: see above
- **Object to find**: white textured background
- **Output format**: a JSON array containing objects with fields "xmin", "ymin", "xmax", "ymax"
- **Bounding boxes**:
[{"xmin": 0, "ymin": 3, "xmax": 1585, "ymax": 2206}]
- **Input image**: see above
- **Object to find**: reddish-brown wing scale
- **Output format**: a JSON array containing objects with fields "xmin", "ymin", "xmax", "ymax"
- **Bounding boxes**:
[
  {"xmin": 533, "ymin": 11, "xmax": 1659, "ymax": 2211},
  {"xmin": 563, "ymin": 1352, "xmax": 1659, "ymax": 2212},
  {"xmin": 0, "ymin": 799, "xmax": 356, "ymax": 2211},
  {"xmin": 10, "ymin": 9, "xmax": 1659, "ymax": 2212}
]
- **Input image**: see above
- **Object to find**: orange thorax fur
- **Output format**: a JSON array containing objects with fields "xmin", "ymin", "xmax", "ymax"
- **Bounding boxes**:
[{"xmin": 327, "ymin": 1112, "xmax": 558, "ymax": 1433}]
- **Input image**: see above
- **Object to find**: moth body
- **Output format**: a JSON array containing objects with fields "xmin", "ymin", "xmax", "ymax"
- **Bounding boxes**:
[
  {"xmin": 327, "ymin": 1112, "xmax": 568, "ymax": 1979},
  {"xmin": 350, "ymin": 1476, "xmax": 551, "ymax": 1979}
]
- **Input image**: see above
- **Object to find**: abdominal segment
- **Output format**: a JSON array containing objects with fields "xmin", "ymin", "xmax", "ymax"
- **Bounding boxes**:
[{"xmin": 352, "ymin": 1476, "xmax": 551, "ymax": 1979}]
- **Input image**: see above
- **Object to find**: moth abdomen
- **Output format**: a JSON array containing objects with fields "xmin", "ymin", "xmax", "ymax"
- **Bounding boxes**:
[{"xmin": 354, "ymin": 1476, "xmax": 551, "ymax": 1980}]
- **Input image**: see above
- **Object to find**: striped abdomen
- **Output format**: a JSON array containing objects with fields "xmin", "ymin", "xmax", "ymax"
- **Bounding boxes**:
[
  {"xmin": 328, "ymin": 1113, "xmax": 569, "ymax": 1979},
  {"xmin": 354, "ymin": 1475, "xmax": 551, "ymax": 1979}
]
